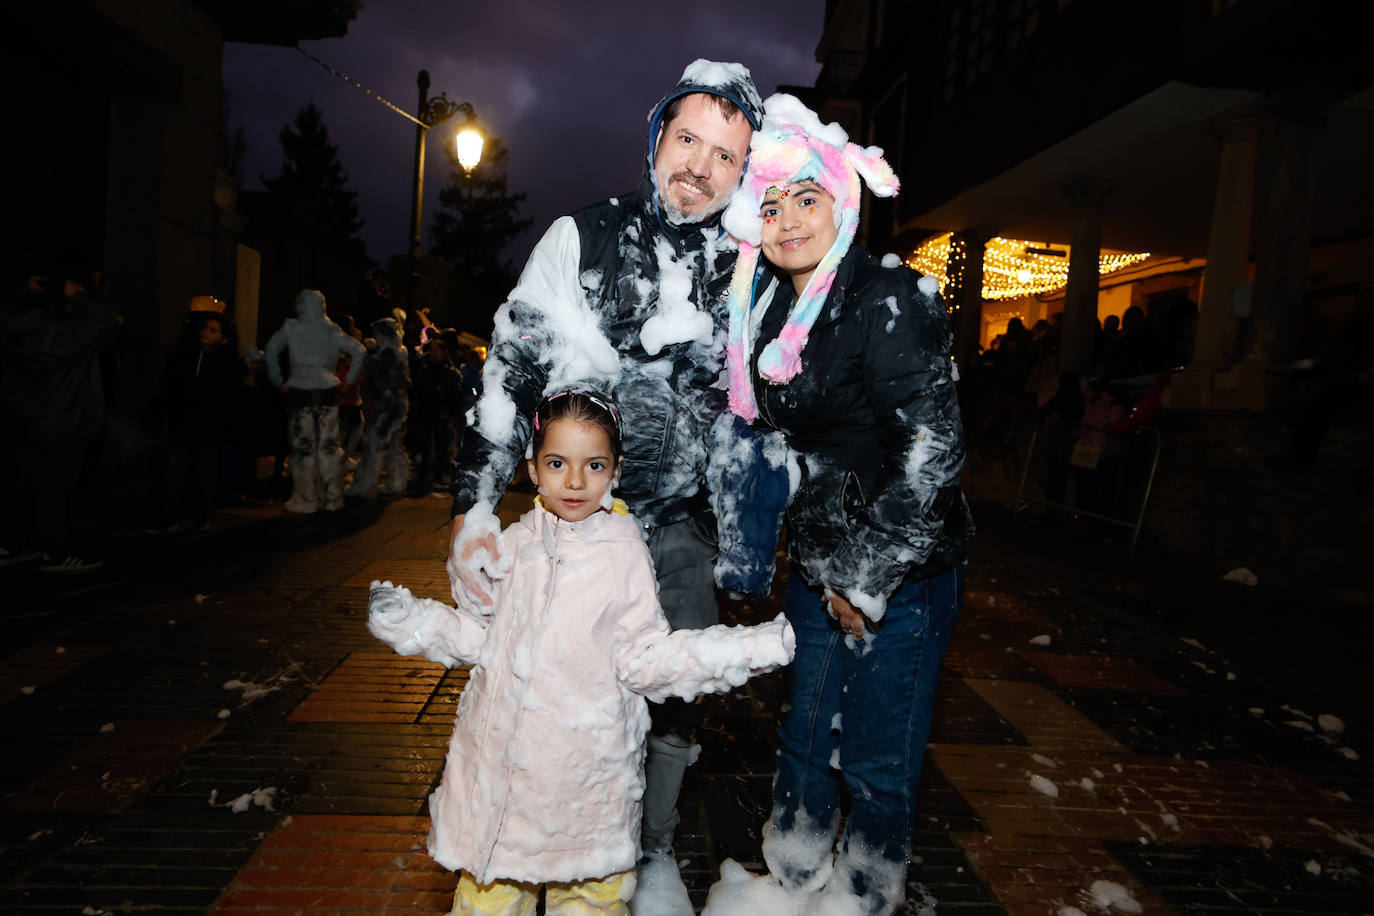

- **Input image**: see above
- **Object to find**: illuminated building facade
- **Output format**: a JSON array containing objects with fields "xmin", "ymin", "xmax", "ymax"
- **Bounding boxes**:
[{"xmin": 797, "ymin": 0, "xmax": 1374, "ymax": 409}]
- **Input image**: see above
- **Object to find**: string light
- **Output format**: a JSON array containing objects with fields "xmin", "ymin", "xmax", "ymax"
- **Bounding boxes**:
[{"xmin": 903, "ymin": 233, "xmax": 1150, "ymax": 301}]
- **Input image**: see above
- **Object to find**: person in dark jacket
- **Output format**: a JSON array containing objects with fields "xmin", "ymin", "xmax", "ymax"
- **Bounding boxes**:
[
  {"xmin": 408, "ymin": 330, "xmax": 466, "ymax": 494},
  {"xmin": 147, "ymin": 313, "xmax": 243, "ymax": 531},
  {"xmin": 444, "ymin": 59, "xmax": 763, "ymax": 912},
  {"xmin": 703, "ymin": 95, "xmax": 973, "ymax": 916},
  {"xmin": 0, "ymin": 267, "xmax": 121, "ymax": 571}
]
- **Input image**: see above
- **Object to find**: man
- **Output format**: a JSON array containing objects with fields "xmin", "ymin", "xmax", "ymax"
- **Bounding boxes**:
[
  {"xmin": 446, "ymin": 60, "xmax": 762, "ymax": 914},
  {"xmin": 0, "ymin": 262, "xmax": 120, "ymax": 572}
]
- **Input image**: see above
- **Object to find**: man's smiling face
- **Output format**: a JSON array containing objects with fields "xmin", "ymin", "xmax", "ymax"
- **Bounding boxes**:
[{"xmin": 653, "ymin": 92, "xmax": 752, "ymax": 224}]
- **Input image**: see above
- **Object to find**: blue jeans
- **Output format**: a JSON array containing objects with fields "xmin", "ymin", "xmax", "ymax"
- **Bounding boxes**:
[
  {"xmin": 165, "ymin": 441, "xmax": 221, "ymax": 524},
  {"xmin": 764, "ymin": 566, "xmax": 963, "ymax": 912}
]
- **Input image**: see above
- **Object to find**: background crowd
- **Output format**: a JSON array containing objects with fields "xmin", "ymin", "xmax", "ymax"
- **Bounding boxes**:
[
  {"xmin": 0, "ymin": 258, "xmax": 479, "ymax": 573},
  {"xmin": 958, "ymin": 294, "xmax": 1373, "ymax": 521},
  {"xmin": 2, "ymin": 251, "xmax": 1370, "ymax": 578}
]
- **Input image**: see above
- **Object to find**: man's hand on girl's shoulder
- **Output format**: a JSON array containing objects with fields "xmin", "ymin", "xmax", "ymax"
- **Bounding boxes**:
[{"xmin": 447, "ymin": 513, "xmax": 502, "ymax": 608}]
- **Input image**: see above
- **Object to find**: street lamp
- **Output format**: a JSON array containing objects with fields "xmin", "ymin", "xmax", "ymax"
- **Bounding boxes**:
[
  {"xmin": 406, "ymin": 69, "xmax": 482, "ymax": 315},
  {"xmin": 456, "ymin": 127, "xmax": 484, "ymax": 175}
]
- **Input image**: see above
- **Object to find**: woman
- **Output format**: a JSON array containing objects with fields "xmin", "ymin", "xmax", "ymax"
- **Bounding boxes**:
[{"xmin": 704, "ymin": 95, "xmax": 974, "ymax": 916}]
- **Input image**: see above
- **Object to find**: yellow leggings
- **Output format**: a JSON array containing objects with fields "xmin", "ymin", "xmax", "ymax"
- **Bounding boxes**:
[{"xmin": 450, "ymin": 869, "xmax": 635, "ymax": 916}]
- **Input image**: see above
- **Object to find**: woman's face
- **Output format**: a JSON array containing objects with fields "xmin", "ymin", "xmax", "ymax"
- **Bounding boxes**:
[{"xmin": 759, "ymin": 180, "xmax": 838, "ymax": 293}]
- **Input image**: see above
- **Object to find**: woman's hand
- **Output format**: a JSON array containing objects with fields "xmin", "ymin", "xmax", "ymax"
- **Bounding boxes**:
[{"xmin": 825, "ymin": 589, "xmax": 867, "ymax": 639}]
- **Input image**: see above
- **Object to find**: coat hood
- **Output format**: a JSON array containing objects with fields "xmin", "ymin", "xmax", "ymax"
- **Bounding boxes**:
[
  {"xmin": 294, "ymin": 288, "xmax": 327, "ymax": 322},
  {"xmin": 265, "ymin": 290, "xmax": 363, "ymax": 389},
  {"xmin": 370, "ymin": 316, "xmax": 402, "ymax": 350},
  {"xmin": 643, "ymin": 59, "xmax": 764, "ymax": 231}
]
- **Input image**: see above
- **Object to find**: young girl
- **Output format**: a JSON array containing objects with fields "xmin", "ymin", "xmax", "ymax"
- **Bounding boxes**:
[
  {"xmin": 368, "ymin": 391, "xmax": 794, "ymax": 916},
  {"xmin": 147, "ymin": 313, "xmax": 243, "ymax": 532}
]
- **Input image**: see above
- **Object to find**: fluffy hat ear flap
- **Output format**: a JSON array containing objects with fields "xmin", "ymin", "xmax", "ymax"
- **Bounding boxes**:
[
  {"xmin": 725, "ymin": 242, "xmax": 763, "ymax": 422},
  {"xmin": 844, "ymin": 143, "xmax": 900, "ymax": 198}
]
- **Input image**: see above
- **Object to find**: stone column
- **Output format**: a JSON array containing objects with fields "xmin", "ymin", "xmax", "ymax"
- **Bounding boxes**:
[
  {"xmin": 1193, "ymin": 109, "xmax": 1265, "ymax": 371},
  {"xmin": 952, "ymin": 229, "xmax": 992, "ymax": 373},
  {"xmin": 1059, "ymin": 178, "xmax": 1107, "ymax": 376},
  {"xmin": 1164, "ymin": 108, "xmax": 1267, "ymax": 409},
  {"xmin": 1247, "ymin": 87, "xmax": 1329, "ymax": 386}
]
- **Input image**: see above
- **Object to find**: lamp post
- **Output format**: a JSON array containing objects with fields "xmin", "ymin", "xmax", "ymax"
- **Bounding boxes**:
[{"xmin": 405, "ymin": 69, "xmax": 483, "ymax": 316}]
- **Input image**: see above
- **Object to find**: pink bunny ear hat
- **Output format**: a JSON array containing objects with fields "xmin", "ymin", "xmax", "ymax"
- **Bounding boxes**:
[{"xmin": 720, "ymin": 93, "xmax": 899, "ymax": 421}]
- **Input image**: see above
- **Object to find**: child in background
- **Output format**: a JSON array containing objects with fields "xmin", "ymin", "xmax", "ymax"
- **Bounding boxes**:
[
  {"xmin": 147, "ymin": 313, "xmax": 243, "ymax": 532},
  {"xmin": 368, "ymin": 391, "xmax": 794, "ymax": 916},
  {"xmin": 1072, "ymin": 380, "xmax": 1130, "ymax": 515}
]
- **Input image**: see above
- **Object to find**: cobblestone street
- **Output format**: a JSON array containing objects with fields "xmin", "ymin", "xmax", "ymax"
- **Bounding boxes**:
[{"xmin": 1, "ymin": 494, "xmax": 1370, "ymax": 915}]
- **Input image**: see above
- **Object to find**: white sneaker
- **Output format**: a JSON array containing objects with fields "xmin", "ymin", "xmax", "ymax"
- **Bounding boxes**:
[
  {"xmin": 37, "ymin": 555, "xmax": 104, "ymax": 573},
  {"xmin": 283, "ymin": 498, "xmax": 318, "ymax": 514},
  {"xmin": 631, "ymin": 851, "xmax": 695, "ymax": 916}
]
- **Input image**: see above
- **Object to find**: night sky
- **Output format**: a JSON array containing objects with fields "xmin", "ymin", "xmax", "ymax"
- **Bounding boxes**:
[{"xmin": 223, "ymin": 1, "xmax": 826, "ymax": 270}]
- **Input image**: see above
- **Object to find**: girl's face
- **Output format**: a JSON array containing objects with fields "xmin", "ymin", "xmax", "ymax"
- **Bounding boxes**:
[
  {"xmin": 759, "ymin": 180, "xmax": 838, "ymax": 293},
  {"xmin": 526, "ymin": 418, "xmax": 621, "ymax": 523}
]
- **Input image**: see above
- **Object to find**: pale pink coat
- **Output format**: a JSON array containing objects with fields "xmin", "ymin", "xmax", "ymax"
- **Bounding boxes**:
[{"xmin": 367, "ymin": 504, "xmax": 793, "ymax": 885}]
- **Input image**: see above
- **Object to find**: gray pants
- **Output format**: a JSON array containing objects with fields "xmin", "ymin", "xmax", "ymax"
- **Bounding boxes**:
[
  {"xmin": 640, "ymin": 514, "xmax": 717, "ymax": 854},
  {"xmin": 287, "ymin": 402, "xmax": 343, "ymax": 509}
]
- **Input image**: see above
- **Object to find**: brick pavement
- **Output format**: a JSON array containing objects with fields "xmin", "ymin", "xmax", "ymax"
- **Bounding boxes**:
[{"xmin": 1, "ymin": 495, "xmax": 1371, "ymax": 915}]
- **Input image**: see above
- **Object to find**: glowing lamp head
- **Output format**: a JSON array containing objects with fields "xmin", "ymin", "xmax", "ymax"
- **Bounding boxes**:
[{"xmin": 456, "ymin": 128, "xmax": 484, "ymax": 174}]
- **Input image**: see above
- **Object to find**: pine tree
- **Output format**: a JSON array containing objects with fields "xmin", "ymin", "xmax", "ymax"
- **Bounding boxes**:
[
  {"xmin": 429, "ymin": 137, "xmax": 532, "ymax": 332},
  {"xmin": 262, "ymin": 103, "xmax": 367, "ymax": 264}
]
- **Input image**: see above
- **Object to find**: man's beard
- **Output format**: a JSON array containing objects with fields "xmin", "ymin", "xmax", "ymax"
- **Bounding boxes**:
[{"xmin": 658, "ymin": 170, "xmax": 726, "ymax": 226}]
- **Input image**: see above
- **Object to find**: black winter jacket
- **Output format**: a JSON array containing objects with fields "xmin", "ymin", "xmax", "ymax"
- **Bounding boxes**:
[
  {"xmin": 0, "ymin": 289, "xmax": 121, "ymax": 446},
  {"xmin": 154, "ymin": 344, "xmax": 244, "ymax": 446},
  {"xmin": 451, "ymin": 66, "xmax": 763, "ymax": 528},
  {"xmin": 412, "ymin": 358, "xmax": 465, "ymax": 420},
  {"xmin": 752, "ymin": 247, "xmax": 974, "ymax": 607}
]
